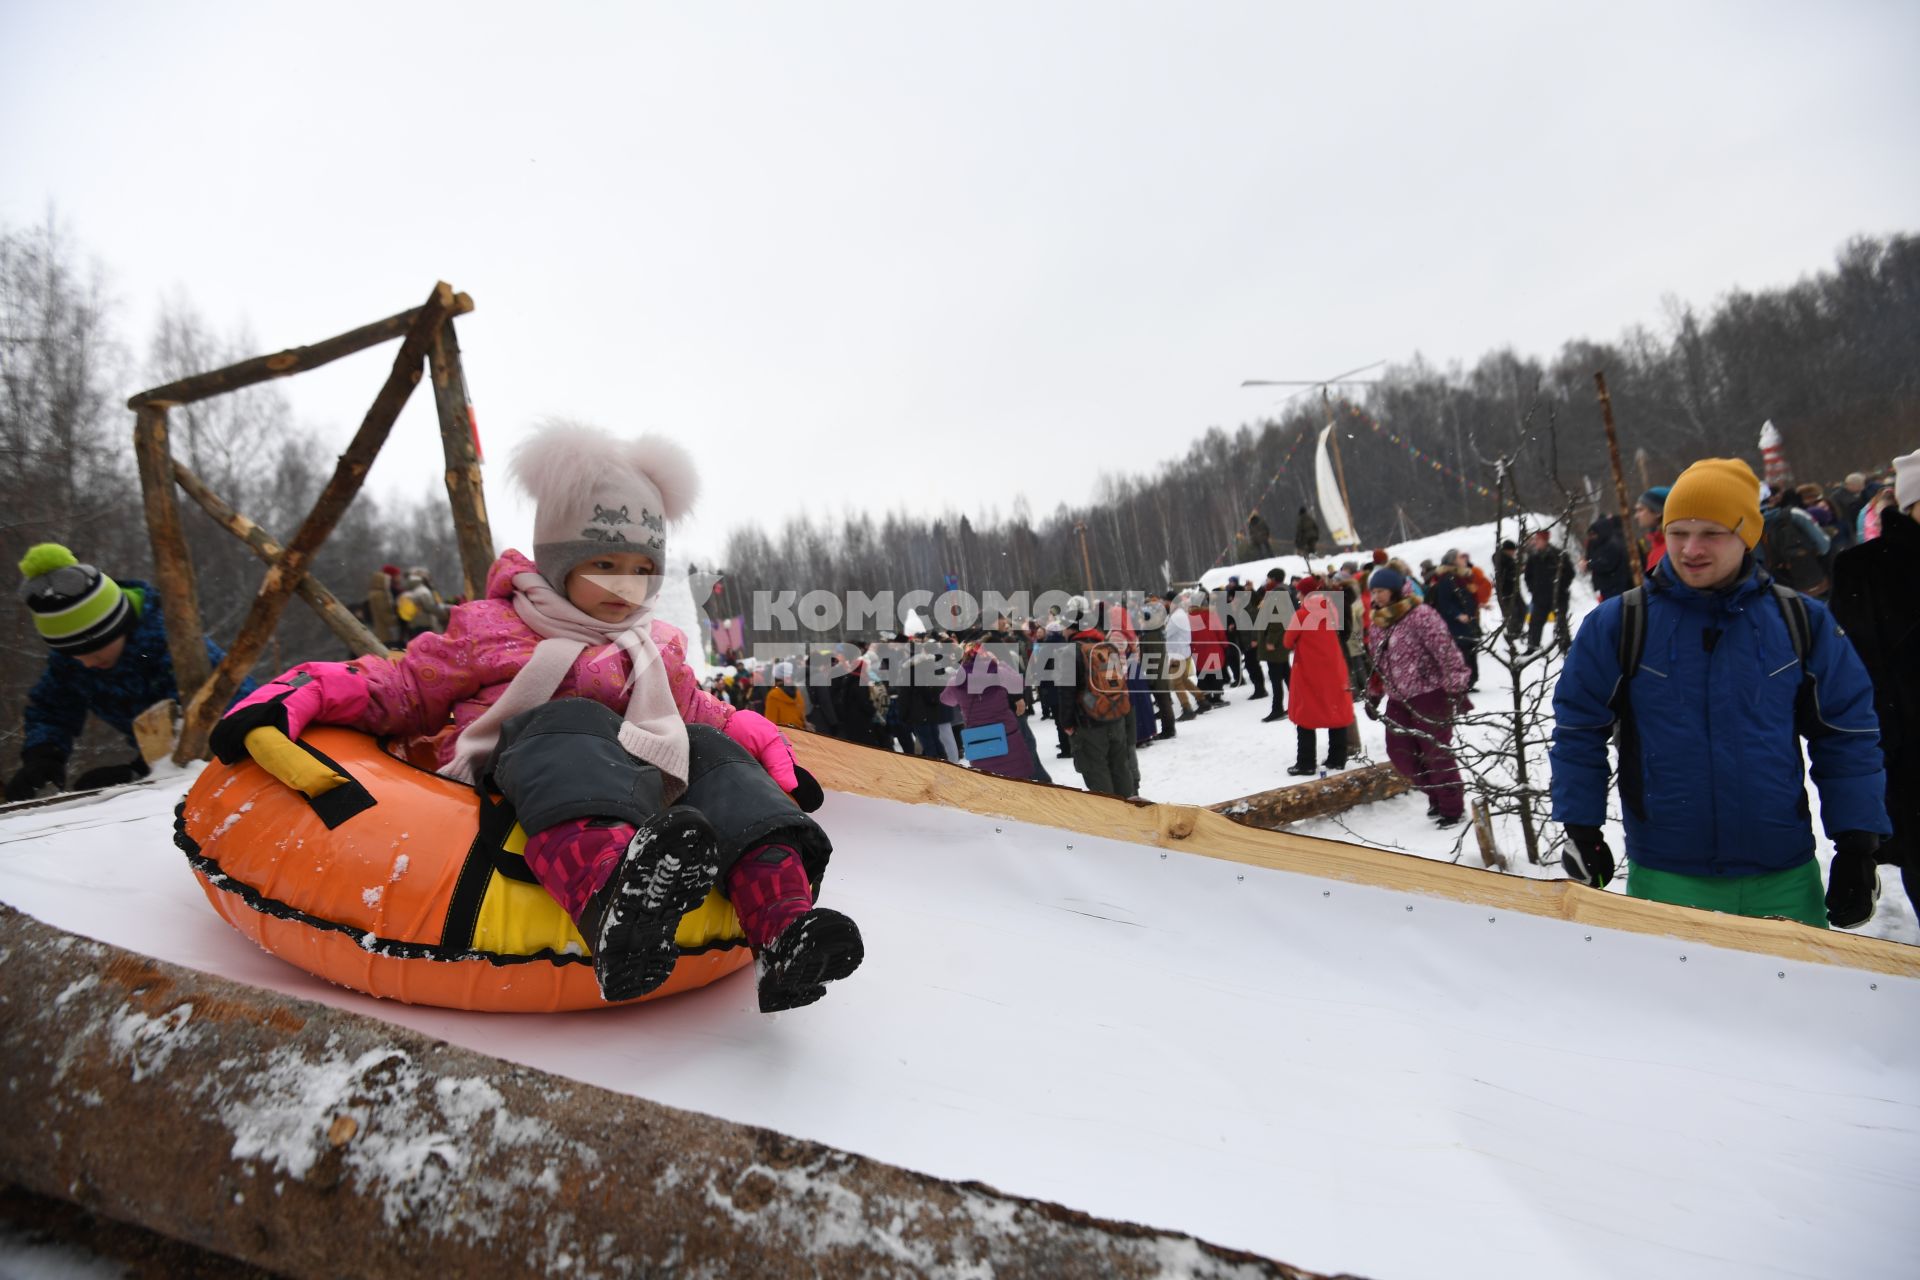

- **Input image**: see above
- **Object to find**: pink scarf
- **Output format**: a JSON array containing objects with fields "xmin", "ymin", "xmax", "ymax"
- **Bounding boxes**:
[{"xmin": 444, "ymin": 572, "xmax": 688, "ymax": 795}]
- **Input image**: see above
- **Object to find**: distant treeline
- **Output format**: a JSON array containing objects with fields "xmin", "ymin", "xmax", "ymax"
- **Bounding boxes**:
[{"xmin": 716, "ymin": 234, "xmax": 1917, "ymax": 646}]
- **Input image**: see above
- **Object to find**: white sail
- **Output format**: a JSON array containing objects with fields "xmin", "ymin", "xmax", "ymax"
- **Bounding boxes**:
[{"xmin": 1315, "ymin": 424, "xmax": 1356, "ymax": 547}]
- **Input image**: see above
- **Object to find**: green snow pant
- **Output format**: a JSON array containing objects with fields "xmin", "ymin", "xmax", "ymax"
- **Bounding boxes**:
[
  {"xmin": 1069, "ymin": 715, "xmax": 1139, "ymax": 799},
  {"xmin": 1625, "ymin": 858, "xmax": 1827, "ymax": 928}
]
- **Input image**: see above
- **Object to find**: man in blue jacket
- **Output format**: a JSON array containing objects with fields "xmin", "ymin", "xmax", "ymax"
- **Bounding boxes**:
[
  {"xmin": 6, "ymin": 543, "xmax": 255, "ymax": 801},
  {"xmin": 1549, "ymin": 458, "xmax": 1888, "ymax": 929}
]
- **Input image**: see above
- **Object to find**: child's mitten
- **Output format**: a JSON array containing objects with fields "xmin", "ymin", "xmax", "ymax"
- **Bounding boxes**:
[
  {"xmin": 722, "ymin": 708, "xmax": 800, "ymax": 792},
  {"xmin": 210, "ymin": 662, "xmax": 371, "ymax": 763}
]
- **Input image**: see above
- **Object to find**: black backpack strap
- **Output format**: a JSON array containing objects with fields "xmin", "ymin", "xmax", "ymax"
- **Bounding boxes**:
[
  {"xmin": 1770, "ymin": 582, "xmax": 1821, "ymax": 741},
  {"xmin": 1614, "ymin": 585, "xmax": 1648, "ymax": 682},
  {"xmin": 1610, "ymin": 586, "xmax": 1649, "ymax": 823},
  {"xmin": 1771, "ymin": 582, "xmax": 1811, "ymax": 664}
]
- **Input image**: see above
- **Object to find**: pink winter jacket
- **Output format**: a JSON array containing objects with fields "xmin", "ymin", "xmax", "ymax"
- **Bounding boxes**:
[
  {"xmin": 1365, "ymin": 600, "xmax": 1471, "ymax": 705},
  {"xmin": 349, "ymin": 550, "xmax": 735, "ymax": 767}
]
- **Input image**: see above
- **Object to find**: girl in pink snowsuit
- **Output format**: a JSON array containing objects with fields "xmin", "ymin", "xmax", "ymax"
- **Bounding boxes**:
[{"xmin": 211, "ymin": 422, "xmax": 861, "ymax": 1011}]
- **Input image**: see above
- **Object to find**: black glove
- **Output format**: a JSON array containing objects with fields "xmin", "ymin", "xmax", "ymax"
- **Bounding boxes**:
[
  {"xmin": 1826, "ymin": 831, "xmax": 1883, "ymax": 929},
  {"xmin": 1562, "ymin": 824, "xmax": 1614, "ymax": 889},
  {"xmin": 5, "ymin": 744, "xmax": 68, "ymax": 802},
  {"xmin": 72, "ymin": 755, "xmax": 152, "ymax": 791},
  {"xmin": 788, "ymin": 765, "xmax": 825, "ymax": 814},
  {"xmin": 1362, "ymin": 699, "xmax": 1381, "ymax": 722}
]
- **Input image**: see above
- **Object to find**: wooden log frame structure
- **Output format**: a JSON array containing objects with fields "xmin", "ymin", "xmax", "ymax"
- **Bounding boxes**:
[
  {"xmin": 787, "ymin": 732, "xmax": 1920, "ymax": 979},
  {"xmin": 128, "ymin": 283, "xmax": 491, "ymax": 765}
]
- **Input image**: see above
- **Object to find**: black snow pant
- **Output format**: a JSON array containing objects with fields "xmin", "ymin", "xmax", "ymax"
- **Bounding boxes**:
[
  {"xmin": 1242, "ymin": 643, "xmax": 1267, "ymax": 696},
  {"xmin": 1265, "ymin": 659, "xmax": 1289, "ymax": 716},
  {"xmin": 1526, "ymin": 593, "xmax": 1552, "ymax": 649},
  {"xmin": 489, "ymin": 698, "xmax": 831, "ymax": 889},
  {"xmin": 1295, "ymin": 726, "xmax": 1349, "ymax": 772},
  {"xmin": 1069, "ymin": 715, "xmax": 1139, "ymax": 799}
]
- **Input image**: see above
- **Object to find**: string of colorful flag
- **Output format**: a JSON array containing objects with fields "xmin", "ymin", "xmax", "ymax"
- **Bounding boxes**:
[{"xmin": 1344, "ymin": 404, "xmax": 1499, "ymax": 500}]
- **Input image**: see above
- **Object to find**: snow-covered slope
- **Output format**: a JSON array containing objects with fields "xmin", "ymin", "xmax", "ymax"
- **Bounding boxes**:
[{"xmin": 2, "ymin": 769, "xmax": 1916, "ymax": 1280}]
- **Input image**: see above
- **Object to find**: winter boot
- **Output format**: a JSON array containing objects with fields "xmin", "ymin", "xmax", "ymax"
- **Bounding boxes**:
[
  {"xmin": 573, "ymin": 807, "xmax": 722, "ymax": 1003},
  {"xmin": 1287, "ymin": 728, "xmax": 1318, "ymax": 776},
  {"xmin": 726, "ymin": 844, "xmax": 864, "ymax": 1012},
  {"xmin": 755, "ymin": 908, "xmax": 866, "ymax": 1013}
]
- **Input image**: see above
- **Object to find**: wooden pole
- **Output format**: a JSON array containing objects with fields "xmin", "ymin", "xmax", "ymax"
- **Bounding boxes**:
[
  {"xmin": 427, "ymin": 314, "xmax": 495, "ymax": 600},
  {"xmin": 1074, "ymin": 521, "xmax": 1094, "ymax": 593},
  {"xmin": 130, "ymin": 406, "xmax": 211, "ymax": 703},
  {"xmin": 171, "ymin": 460, "xmax": 390, "ymax": 658},
  {"xmin": 1592, "ymin": 372, "xmax": 1643, "ymax": 588},
  {"xmin": 176, "ymin": 283, "xmax": 458, "ymax": 761},
  {"xmin": 1324, "ymin": 391, "xmax": 1359, "ymax": 549},
  {"xmin": 128, "ymin": 292, "xmax": 474, "ymax": 410}
]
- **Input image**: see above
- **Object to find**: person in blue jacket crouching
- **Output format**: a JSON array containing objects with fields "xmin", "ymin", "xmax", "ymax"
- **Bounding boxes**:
[
  {"xmin": 6, "ymin": 543, "xmax": 255, "ymax": 801},
  {"xmin": 1549, "ymin": 458, "xmax": 1889, "ymax": 929}
]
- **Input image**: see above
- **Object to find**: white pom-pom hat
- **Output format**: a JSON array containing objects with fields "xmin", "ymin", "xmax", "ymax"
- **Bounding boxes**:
[{"xmin": 508, "ymin": 420, "xmax": 700, "ymax": 590}]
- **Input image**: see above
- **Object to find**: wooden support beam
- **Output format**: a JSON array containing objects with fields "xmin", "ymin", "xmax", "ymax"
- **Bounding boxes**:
[
  {"xmin": 171, "ymin": 460, "xmax": 390, "ymax": 659},
  {"xmin": 127, "ymin": 291, "xmax": 474, "ymax": 410},
  {"xmin": 1210, "ymin": 762, "xmax": 1411, "ymax": 829},
  {"xmin": 428, "ymin": 314, "xmax": 495, "ymax": 600},
  {"xmin": 130, "ymin": 407, "xmax": 212, "ymax": 714},
  {"xmin": 176, "ymin": 283, "xmax": 459, "ymax": 761}
]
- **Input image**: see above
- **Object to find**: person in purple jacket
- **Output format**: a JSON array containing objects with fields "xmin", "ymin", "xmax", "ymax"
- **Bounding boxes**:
[
  {"xmin": 1363, "ymin": 566, "xmax": 1473, "ymax": 828},
  {"xmin": 942, "ymin": 631, "xmax": 1044, "ymax": 782}
]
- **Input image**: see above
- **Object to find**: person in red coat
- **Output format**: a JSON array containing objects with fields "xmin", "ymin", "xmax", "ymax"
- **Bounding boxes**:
[
  {"xmin": 1281, "ymin": 577, "xmax": 1356, "ymax": 775},
  {"xmin": 1186, "ymin": 594, "xmax": 1229, "ymax": 711}
]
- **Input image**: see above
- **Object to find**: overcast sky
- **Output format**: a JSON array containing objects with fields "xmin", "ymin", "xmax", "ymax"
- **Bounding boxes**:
[{"xmin": 4, "ymin": 1, "xmax": 1915, "ymax": 566}]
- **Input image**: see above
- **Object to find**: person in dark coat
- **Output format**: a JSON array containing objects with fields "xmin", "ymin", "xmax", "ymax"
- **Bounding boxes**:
[
  {"xmin": 1583, "ymin": 514, "xmax": 1635, "ymax": 601},
  {"xmin": 1029, "ymin": 621, "xmax": 1076, "ymax": 758},
  {"xmin": 1828, "ymin": 450, "xmax": 1920, "ymax": 911},
  {"xmin": 1252, "ymin": 566, "xmax": 1294, "ymax": 722},
  {"xmin": 1492, "ymin": 539, "xmax": 1523, "ymax": 640},
  {"xmin": 1246, "ymin": 512, "xmax": 1276, "ymax": 559},
  {"xmin": 901, "ymin": 645, "xmax": 951, "ymax": 760},
  {"xmin": 8, "ymin": 543, "xmax": 257, "ymax": 801},
  {"xmin": 1523, "ymin": 531, "xmax": 1575, "ymax": 652},
  {"xmin": 1427, "ymin": 552, "xmax": 1482, "ymax": 691},
  {"xmin": 1228, "ymin": 579, "xmax": 1259, "ymax": 702},
  {"xmin": 1294, "ymin": 506, "xmax": 1321, "ymax": 560}
]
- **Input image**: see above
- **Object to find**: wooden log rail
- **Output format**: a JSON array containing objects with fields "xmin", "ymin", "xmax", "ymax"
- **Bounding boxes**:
[
  {"xmin": 1211, "ymin": 762, "xmax": 1411, "ymax": 829},
  {"xmin": 173, "ymin": 284, "xmax": 461, "ymax": 762},
  {"xmin": 0, "ymin": 906, "xmax": 1328, "ymax": 1280}
]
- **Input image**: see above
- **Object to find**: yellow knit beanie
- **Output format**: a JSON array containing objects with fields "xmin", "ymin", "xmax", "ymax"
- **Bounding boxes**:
[{"xmin": 1664, "ymin": 458, "xmax": 1764, "ymax": 549}]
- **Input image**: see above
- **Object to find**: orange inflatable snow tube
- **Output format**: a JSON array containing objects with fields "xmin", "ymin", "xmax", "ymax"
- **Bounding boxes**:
[{"xmin": 175, "ymin": 726, "xmax": 752, "ymax": 1012}]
